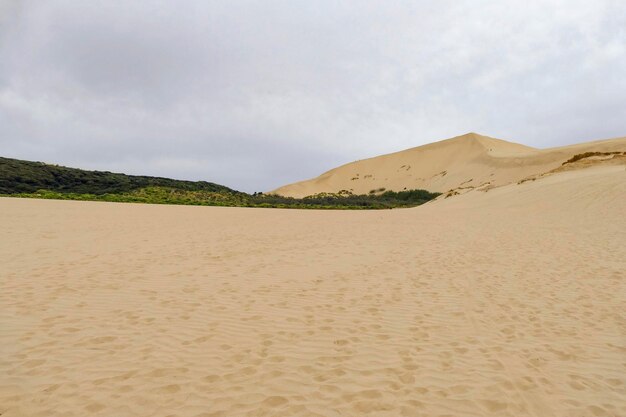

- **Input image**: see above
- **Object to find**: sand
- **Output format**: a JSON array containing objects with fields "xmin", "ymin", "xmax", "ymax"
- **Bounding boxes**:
[
  {"xmin": 271, "ymin": 133, "xmax": 626, "ymax": 197},
  {"xmin": 1, "ymin": 165, "xmax": 625, "ymax": 417}
]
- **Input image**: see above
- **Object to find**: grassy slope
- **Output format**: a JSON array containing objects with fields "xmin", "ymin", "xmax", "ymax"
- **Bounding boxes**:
[
  {"xmin": 0, "ymin": 156, "xmax": 238, "ymax": 194},
  {"xmin": 0, "ymin": 156, "xmax": 439, "ymax": 209}
]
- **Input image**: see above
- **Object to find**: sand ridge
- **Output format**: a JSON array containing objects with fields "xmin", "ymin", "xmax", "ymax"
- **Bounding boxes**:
[
  {"xmin": 1, "ymin": 165, "xmax": 625, "ymax": 416},
  {"xmin": 271, "ymin": 133, "xmax": 626, "ymax": 197}
]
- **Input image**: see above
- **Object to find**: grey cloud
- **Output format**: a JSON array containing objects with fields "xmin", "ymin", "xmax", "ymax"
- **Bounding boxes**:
[{"xmin": 1, "ymin": 0, "xmax": 625, "ymax": 192}]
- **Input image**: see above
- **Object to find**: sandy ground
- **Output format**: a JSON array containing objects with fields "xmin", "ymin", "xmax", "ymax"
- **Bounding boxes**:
[
  {"xmin": 1, "ymin": 165, "xmax": 625, "ymax": 417},
  {"xmin": 272, "ymin": 133, "xmax": 626, "ymax": 197}
]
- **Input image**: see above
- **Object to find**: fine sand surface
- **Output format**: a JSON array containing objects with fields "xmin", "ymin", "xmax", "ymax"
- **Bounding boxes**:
[
  {"xmin": 1, "ymin": 165, "xmax": 625, "ymax": 417},
  {"xmin": 271, "ymin": 133, "xmax": 626, "ymax": 197}
]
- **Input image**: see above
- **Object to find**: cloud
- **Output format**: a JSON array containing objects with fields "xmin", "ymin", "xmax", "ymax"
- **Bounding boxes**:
[{"xmin": 1, "ymin": 0, "xmax": 625, "ymax": 191}]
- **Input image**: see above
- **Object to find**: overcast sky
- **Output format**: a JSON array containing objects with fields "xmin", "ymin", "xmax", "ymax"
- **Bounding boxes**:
[{"xmin": 1, "ymin": 1, "xmax": 625, "ymax": 192}]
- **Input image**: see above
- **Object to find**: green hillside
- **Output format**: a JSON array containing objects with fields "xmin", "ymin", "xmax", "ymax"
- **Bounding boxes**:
[
  {"xmin": 0, "ymin": 156, "xmax": 238, "ymax": 195},
  {"xmin": 0, "ymin": 156, "xmax": 439, "ymax": 209}
]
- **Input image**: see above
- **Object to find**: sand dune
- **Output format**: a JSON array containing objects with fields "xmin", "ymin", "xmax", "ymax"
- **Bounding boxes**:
[
  {"xmin": 271, "ymin": 133, "xmax": 626, "ymax": 197},
  {"xmin": 1, "ymin": 162, "xmax": 625, "ymax": 416}
]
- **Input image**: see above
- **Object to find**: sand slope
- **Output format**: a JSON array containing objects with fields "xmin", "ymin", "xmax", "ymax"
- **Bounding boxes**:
[
  {"xmin": 271, "ymin": 133, "xmax": 626, "ymax": 197},
  {"xmin": 1, "ymin": 164, "xmax": 625, "ymax": 417}
]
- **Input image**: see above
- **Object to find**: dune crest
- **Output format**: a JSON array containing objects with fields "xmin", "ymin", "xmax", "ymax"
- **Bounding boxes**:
[{"xmin": 271, "ymin": 133, "xmax": 626, "ymax": 197}]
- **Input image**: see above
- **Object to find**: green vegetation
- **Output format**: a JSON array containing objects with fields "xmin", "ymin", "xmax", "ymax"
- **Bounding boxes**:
[
  {"xmin": 0, "ymin": 156, "xmax": 440, "ymax": 209},
  {"xmin": 254, "ymin": 188, "xmax": 438, "ymax": 209},
  {"xmin": 0, "ymin": 156, "xmax": 235, "ymax": 194}
]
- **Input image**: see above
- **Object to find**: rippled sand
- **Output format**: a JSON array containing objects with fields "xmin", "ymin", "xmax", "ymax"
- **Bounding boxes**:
[{"xmin": 1, "ymin": 166, "xmax": 625, "ymax": 417}]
